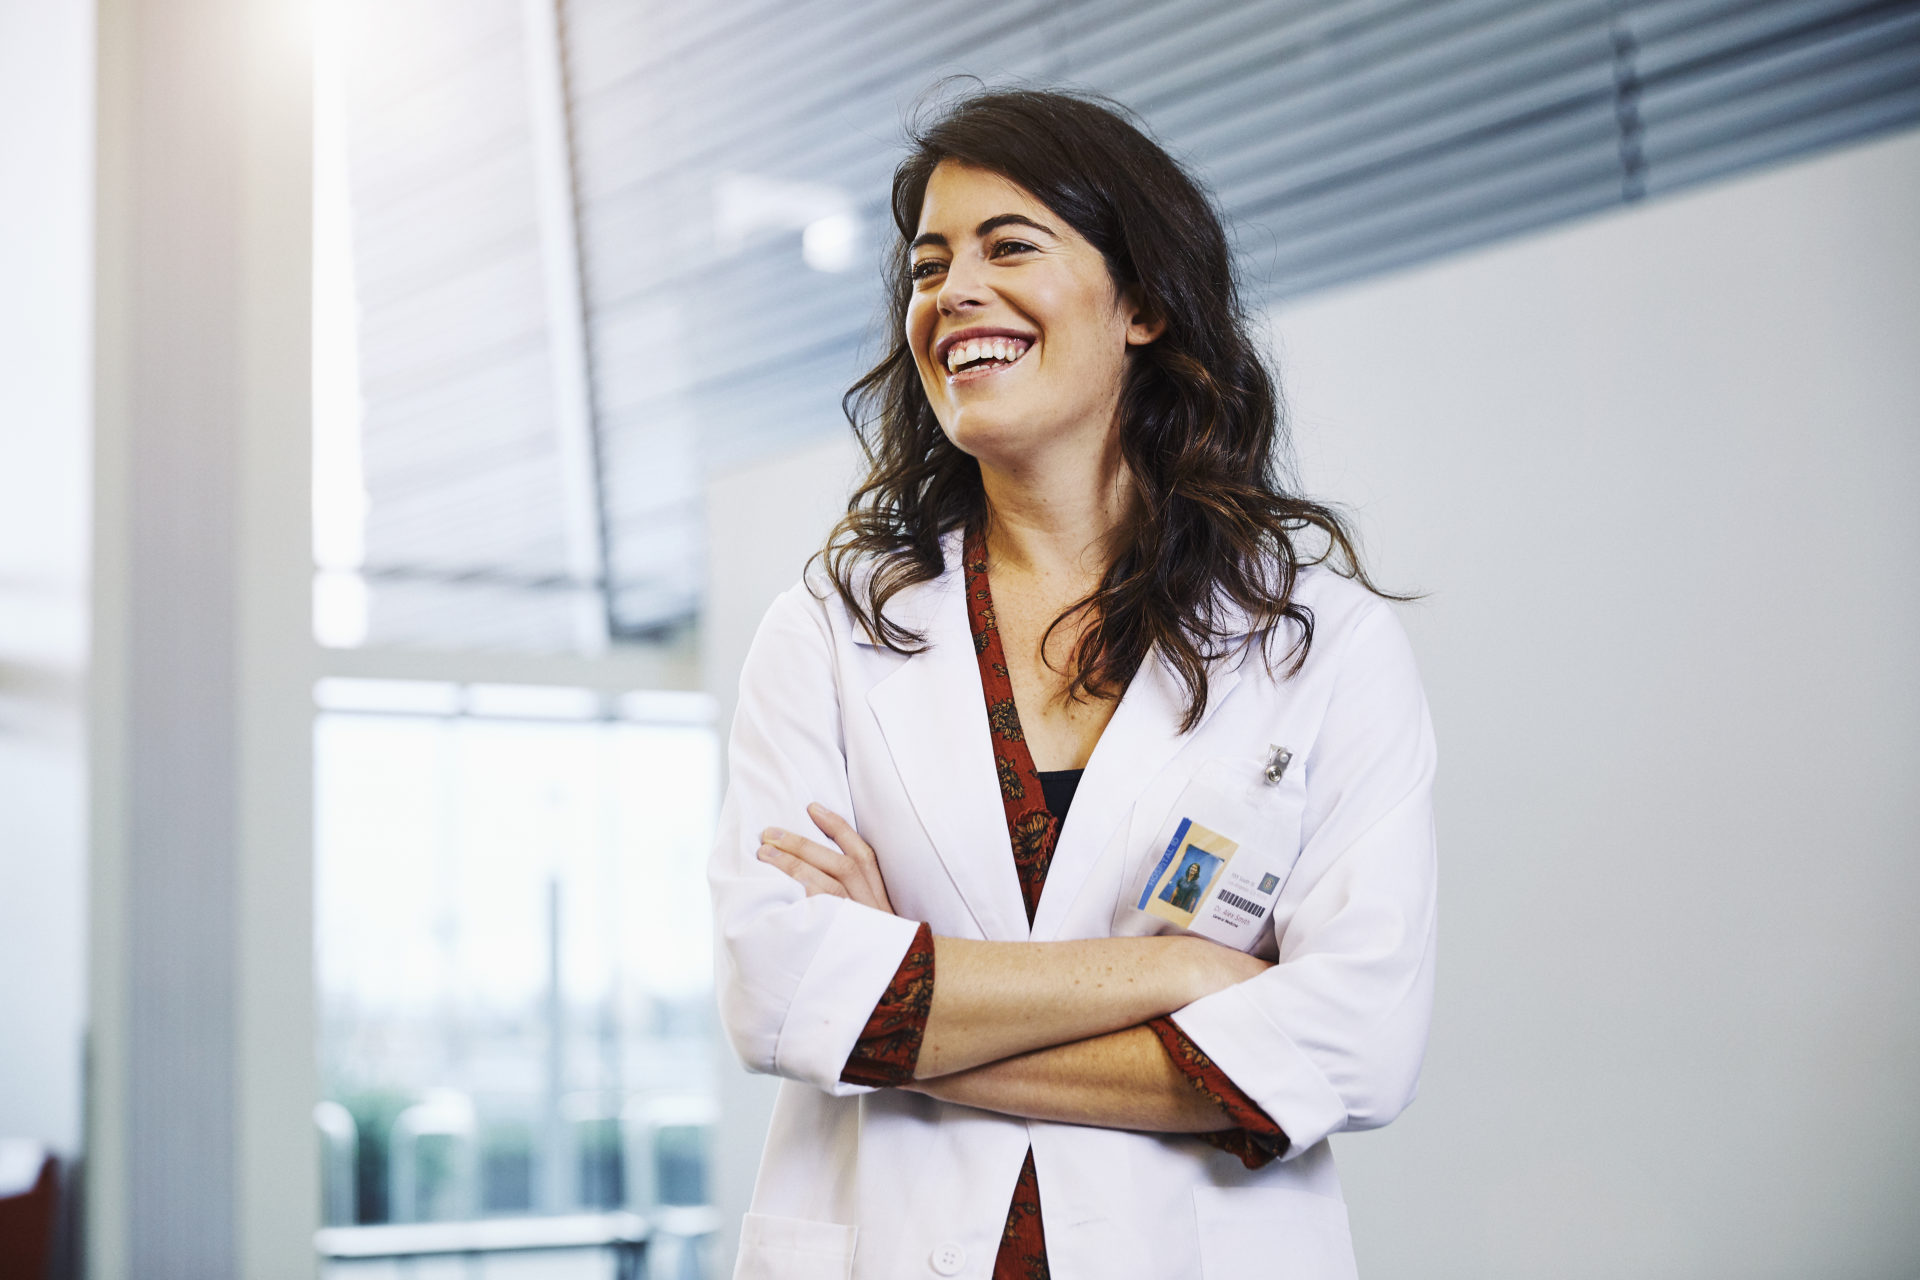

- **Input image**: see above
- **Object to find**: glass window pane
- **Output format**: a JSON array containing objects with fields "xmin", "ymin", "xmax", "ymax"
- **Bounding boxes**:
[{"xmin": 315, "ymin": 701, "xmax": 719, "ymax": 1252}]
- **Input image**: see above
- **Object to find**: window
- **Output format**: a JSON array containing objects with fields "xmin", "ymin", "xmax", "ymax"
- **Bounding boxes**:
[{"xmin": 313, "ymin": 680, "xmax": 720, "ymax": 1275}]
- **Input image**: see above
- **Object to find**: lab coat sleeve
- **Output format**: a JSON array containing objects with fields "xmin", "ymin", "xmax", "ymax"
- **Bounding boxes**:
[
  {"xmin": 1169, "ymin": 599, "xmax": 1438, "ymax": 1158},
  {"xmin": 709, "ymin": 585, "xmax": 925, "ymax": 1095}
]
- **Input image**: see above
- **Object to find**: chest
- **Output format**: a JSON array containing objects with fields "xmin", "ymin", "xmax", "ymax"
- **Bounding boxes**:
[
  {"xmin": 836, "ymin": 586, "xmax": 1330, "ymax": 947},
  {"xmin": 989, "ymin": 580, "xmax": 1119, "ymax": 772}
]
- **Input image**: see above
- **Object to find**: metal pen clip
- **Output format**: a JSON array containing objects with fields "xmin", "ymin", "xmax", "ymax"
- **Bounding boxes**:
[{"xmin": 1264, "ymin": 744, "xmax": 1293, "ymax": 784}]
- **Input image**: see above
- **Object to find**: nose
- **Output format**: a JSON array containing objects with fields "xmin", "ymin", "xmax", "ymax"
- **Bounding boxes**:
[{"xmin": 936, "ymin": 252, "xmax": 990, "ymax": 316}]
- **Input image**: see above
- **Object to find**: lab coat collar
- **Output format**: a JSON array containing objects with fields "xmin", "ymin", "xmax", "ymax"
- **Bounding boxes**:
[
  {"xmin": 865, "ymin": 532, "xmax": 1031, "ymax": 941},
  {"xmin": 862, "ymin": 529, "xmax": 1253, "ymax": 942},
  {"xmin": 843, "ymin": 528, "xmax": 965, "ymax": 649}
]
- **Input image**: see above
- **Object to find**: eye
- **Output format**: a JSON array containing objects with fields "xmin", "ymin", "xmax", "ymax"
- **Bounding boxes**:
[
  {"xmin": 909, "ymin": 257, "xmax": 947, "ymax": 282},
  {"xmin": 990, "ymin": 238, "xmax": 1037, "ymax": 259}
]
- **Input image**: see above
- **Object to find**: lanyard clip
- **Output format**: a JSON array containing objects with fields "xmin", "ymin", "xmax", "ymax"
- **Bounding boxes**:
[{"xmin": 1264, "ymin": 744, "xmax": 1293, "ymax": 784}]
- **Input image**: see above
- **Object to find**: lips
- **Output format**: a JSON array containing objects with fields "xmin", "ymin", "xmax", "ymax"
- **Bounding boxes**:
[{"xmin": 934, "ymin": 326, "xmax": 1038, "ymax": 378}]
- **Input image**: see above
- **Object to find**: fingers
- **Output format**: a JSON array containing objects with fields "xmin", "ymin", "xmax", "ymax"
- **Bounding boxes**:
[
  {"xmin": 759, "ymin": 825, "xmax": 876, "ymax": 908},
  {"xmin": 807, "ymin": 804, "xmax": 895, "ymax": 914},
  {"xmin": 757, "ymin": 812, "xmax": 895, "ymax": 914},
  {"xmin": 806, "ymin": 803, "xmax": 873, "ymax": 861},
  {"xmin": 756, "ymin": 839, "xmax": 847, "ymax": 899},
  {"xmin": 761, "ymin": 826, "xmax": 852, "ymax": 881}
]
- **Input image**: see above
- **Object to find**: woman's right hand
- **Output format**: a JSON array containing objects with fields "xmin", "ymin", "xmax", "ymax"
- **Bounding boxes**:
[{"xmin": 1176, "ymin": 935, "xmax": 1274, "ymax": 1005}]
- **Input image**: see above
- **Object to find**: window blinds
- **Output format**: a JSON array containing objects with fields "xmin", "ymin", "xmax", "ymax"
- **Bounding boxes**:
[{"xmin": 336, "ymin": 0, "xmax": 1920, "ymax": 644}]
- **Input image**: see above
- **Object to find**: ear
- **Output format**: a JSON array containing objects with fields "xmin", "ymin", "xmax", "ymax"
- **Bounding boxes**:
[{"xmin": 1120, "ymin": 288, "xmax": 1166, "ymax": 346}]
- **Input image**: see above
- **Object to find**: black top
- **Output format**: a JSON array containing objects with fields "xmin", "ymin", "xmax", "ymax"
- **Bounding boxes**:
[{"xmin": 1036, "ymin": 768, "xmax": 1085, "ymax": 822}]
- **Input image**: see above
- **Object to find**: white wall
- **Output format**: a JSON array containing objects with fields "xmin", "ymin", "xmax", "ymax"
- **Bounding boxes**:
[
  {"xmin": 1278, "ymin": 128, "xmax": 1920, "ymax": 1277},
  {"xmin": 0, "ymin": 0, "xmax": 94, "ymax": 1159},
  {"xmin": 698, "ymin": 128, "xmax": 1920, "ymax": 1278}
]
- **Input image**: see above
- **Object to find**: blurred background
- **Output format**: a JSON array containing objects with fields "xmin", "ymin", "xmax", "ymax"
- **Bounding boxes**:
[{"xmin": 2, "ymin": 0, "xmax": 1917, "ymax": 1276}]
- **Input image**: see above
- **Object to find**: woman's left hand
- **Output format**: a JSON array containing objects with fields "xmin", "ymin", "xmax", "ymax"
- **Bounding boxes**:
[{"xmin": 757, "ymin": 803, "xmax": 896, "ymax": 914}]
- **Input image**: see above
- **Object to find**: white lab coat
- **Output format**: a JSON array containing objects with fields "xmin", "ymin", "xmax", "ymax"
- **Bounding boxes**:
[{"xmin": 709, "ymin": 530, "xmax": 1437, "ymax": 1280}]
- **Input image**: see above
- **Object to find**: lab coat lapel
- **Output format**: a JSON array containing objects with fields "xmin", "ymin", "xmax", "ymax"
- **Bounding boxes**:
[
  {"xmin": 1030, "ymin": 646, "xmax": 1247, "ymax": 942},
  {"xmin": 864, "ymin": 549, "xmax": 1032, "ymax": 943}
]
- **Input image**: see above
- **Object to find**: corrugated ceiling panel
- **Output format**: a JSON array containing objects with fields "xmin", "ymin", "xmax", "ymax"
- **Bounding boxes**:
[
  {"xmin": 340, "ymin": 0, "xmax": 582, "ymax": 648},
  {"xmin": 556, "ymin": 0, "xmax": 1919, "ymax": 636},
  {"xmin": 335, "ymin": 0, "xmax": 1920, "ymax": 648},
  {"xmin": 1630, "ymin": 0, "xmax": 1920, "ymax": 193}
]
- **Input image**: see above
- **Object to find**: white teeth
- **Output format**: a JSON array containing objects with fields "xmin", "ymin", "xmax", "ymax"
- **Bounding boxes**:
[{"xmin": 943, "ymin": 336, "xmax": 1031, "ymax": 374}]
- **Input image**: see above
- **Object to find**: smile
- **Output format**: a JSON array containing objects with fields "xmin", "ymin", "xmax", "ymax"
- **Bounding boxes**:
[{"xmin": 943, "ymin": 336, "xmax": 1032, "ymax": 379}]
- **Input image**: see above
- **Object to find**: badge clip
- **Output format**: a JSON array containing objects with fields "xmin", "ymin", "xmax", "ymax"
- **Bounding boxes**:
[{"xmin": 1264, "ymin": 745, "xmax": 1293, "ymax": 784}]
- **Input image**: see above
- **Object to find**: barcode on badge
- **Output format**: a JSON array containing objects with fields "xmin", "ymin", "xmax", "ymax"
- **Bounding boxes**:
[{"xmin": 1215, "ymin": 889, "xmax": 1267, "ymax": 917}]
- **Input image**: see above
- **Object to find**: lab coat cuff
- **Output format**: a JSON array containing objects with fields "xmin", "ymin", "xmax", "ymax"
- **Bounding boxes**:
[
  {"xmin": 1170, "ymin": 983, "xmax": 1347, "ymax": 1159},
  {"xmin": 774, "ymin": 903, "xmax": 925, "ymax": 1094}
]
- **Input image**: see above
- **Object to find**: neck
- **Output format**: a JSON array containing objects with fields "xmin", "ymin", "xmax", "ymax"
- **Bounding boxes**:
[{"xmin": 977, "ymin": 429, "xmax": 1135, "ymax": 585}]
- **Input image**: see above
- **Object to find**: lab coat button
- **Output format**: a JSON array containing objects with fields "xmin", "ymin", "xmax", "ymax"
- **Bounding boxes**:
[{"xmin": 929, "ymin": 1242, "xmax": 965, "ymax": 1275}]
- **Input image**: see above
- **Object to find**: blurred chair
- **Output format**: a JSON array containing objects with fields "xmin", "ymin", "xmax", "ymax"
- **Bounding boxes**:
[
  {"xmin": 0, "ymin": 1139, "xmax": 57, "ymax": 1280},
  {"xmin": 314, "ymin": 1100, "xmax": 359, "ymax": 1226},
  {"xmin": 623, "ymin": 1096, "xmax": 721, "ymax": 1280},
  {"xmin": 387, "ymin": 1089, "xmax": 478, "ymax": 1222},
  {"xmin": 563, "ymin": 1093, "xmax": 625, "ymax": 1211}
]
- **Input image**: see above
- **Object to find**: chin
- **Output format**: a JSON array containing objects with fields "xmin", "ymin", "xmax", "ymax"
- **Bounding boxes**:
[{"xmin": 939, "ymin": 408, "xmax": 1040, "ymax": 463}]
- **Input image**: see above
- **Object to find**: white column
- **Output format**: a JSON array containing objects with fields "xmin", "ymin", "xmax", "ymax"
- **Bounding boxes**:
[{"xmin": 89, "ymin": 0, "xmax": 316, "ymax": 1275}]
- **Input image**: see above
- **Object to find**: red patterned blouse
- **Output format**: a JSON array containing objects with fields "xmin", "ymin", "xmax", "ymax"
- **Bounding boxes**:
[{"xmin": 840, "ymin": 526, "xmax": 1286, "ymax": 1278}]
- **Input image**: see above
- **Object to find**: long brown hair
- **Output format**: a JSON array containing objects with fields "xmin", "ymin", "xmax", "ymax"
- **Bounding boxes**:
[{"xmin": 818, "ymin": 87, "xmax": 1392, "ymax": 731}]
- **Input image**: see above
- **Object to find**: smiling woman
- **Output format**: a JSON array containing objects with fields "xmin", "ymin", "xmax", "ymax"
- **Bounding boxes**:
[
  {"xmin": 824, "ymin": 91, "xmax": 1389, "ymax": 729},
  {"xmin": 708, "ymin": 88, "xmax": 1438, "ymax": 1280}
]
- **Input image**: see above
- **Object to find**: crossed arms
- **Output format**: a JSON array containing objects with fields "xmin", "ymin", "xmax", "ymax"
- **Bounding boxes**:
[{"xmin": 756, "ymin": 801, "xmax": 1273, "ymax": 1135}]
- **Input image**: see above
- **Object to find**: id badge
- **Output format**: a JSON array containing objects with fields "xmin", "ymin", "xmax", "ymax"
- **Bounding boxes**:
[{"xmin": 1128, "ymin": 748, "xmax": 1303, "ymax": 952}]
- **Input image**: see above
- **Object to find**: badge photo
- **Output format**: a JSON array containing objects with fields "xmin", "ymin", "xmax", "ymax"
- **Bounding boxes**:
[{"xmin": 1140, "ymin": 818, "xmax": 1238, "ymax": 929}]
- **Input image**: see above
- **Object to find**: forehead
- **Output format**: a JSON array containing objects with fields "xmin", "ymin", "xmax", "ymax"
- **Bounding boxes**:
[{"xmin": 914, "ymin": 160, "xmax": 1054, "ymax": 236}]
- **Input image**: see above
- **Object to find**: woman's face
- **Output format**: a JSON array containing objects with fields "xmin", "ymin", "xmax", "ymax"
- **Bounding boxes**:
[{"xmin": 905, "ymin": 160, "xmax": 1160, "ymax": 467}]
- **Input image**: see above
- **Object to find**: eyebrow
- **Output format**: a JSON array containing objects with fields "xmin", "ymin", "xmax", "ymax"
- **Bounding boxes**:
[{"xmin": 909, "ymin": 213, "xmax": 1059, "ymax": 253}]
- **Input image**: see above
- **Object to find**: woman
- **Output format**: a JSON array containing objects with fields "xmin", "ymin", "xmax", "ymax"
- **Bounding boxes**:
[{"xmin": 708, "ymin": 88, "xmax": 1436, "ymax": 1280}]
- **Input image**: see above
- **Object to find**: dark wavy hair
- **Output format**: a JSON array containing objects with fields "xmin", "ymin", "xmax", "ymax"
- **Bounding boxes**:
[{"xmin": 818, "ymin": 86, "xmax": 1391, "ymax": 731}]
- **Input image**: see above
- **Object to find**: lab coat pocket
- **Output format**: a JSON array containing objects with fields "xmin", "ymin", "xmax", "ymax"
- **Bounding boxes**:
[
  {"xmin": 1119, "ymin": 754, "xmax": 1307, "ymax": 952},
  {"xmin": 1192, "ymin": 1186, "xmax": 1356, "ymax": 1280},
  {"xmin": 735, "ymin": 1212, "xmax": 857, "ymax": 1280}
]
